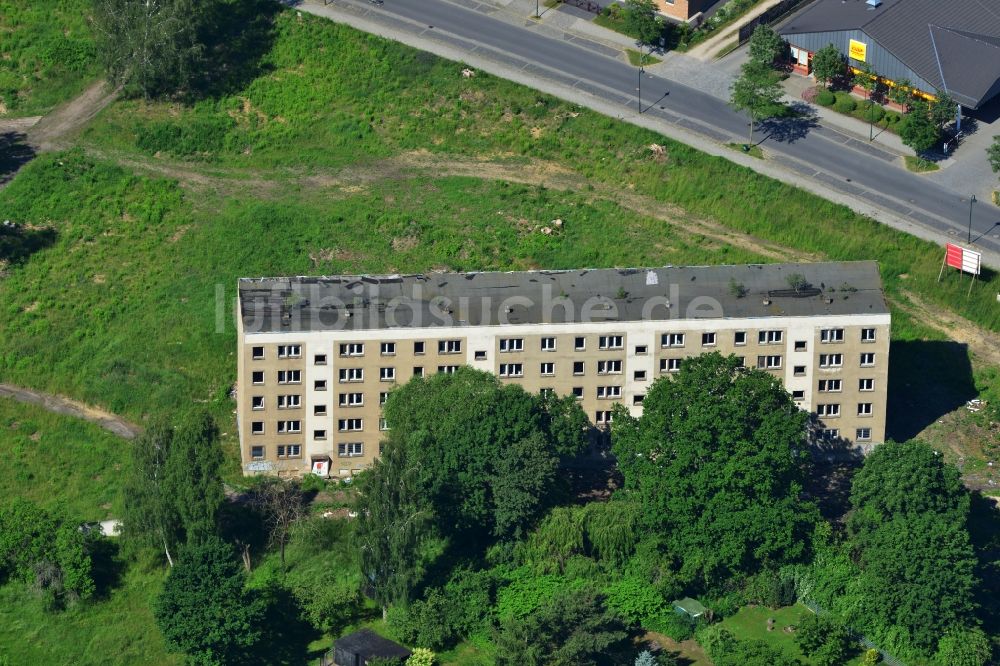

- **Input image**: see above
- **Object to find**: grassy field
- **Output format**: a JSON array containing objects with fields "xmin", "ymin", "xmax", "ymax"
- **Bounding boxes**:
[
  {"xmin": 0, "ymin": 398, "xmax": 127, "ymax": 521},
  {"xmin": 718, "ymin": 604, "xmax": 864, "ymax": 665},
  {"xmin": 0, "ymin": 5, "xmax": 998, "ymax": 663},
  {"xmin": 0, "ymin": 561, "xmax": 178, "ymax": 665},
  {"xmin": 0, "ymin": 0, "xmax": 98, "ymax": 117}
]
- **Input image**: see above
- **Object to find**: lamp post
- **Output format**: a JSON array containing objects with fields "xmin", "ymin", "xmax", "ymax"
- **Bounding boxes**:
[
  {"xmin": 968, "ymin": 194, "xmax": 977, "ymax": 244},
  {"xmin": 638, "ymin": 48, "xmax": 644, "ymax": 114}
]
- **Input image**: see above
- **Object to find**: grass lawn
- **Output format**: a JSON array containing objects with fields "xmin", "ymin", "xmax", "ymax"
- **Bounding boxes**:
[
  {"xmin": 0, "ymin": 564, "xmax": 179, "ymax": 666},
  {"xmin": 0, "ymin": 398, "xmax": 128, "ymax": 521},
  {"xmin": 0, "ymin": 0, "xmax": 99, "ymax": 117},
  {"xmin": 718, "ymin": 604, "xmax": 865, "ymax": 665},
  {"xmin": 726, "ymin": 142, "xmax": 764, "ymax": 158},
  {"xmin": 626, "ymin": 49, "xmax": 663, "ymax": 67},
  {"xmin": 903, "ymin": 156, "xmax": 941, "ymax": 173}
]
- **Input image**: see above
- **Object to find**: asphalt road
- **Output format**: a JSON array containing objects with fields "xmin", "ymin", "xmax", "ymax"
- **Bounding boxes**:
[{"xmin": 312, "ymin": 0, "xmax": 1000, "ymax": 264}]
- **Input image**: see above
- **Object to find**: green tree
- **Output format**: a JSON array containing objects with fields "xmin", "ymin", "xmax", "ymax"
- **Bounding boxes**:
[
  {"xmin": 355, "ymin": 439, "xmax": 433, "ymax": 619},
  {"xmin": 748, "ymin": 25, "xmax": 785, "ymax": 67},
  {"xmin": 494, "ymin": 589, "xmax": 629, "ymax": 666},
  {"xmin": 623, "ymin": 0, "xmax": 663, "ymax": 50},
  {"xmin": 154, "ymin": 536, "xmax": 266, "ymax": 665},
  {"xmin": 811, "ymin": 45, "xmax": 843, "ymax": 89},
  {"xmin": 899, "ymin": 100, "xmax": 941, "ymax": 154},
  {"xmin": 729, "ymin": 61, "xmax": 785, "ymax": 147},
  {"xmin": 886, "ymin": 78, "xmax": 914, "ymax": 110},
  {"xmin": 847, "ymin": 441, "xmax": 978, "ymax": 653},
  {"xmin": 492, "ymin": 432, "xmax": 558, "ymax": 539},
  {"xmin": 988, "ymin": 135, "xmax": 1000, "ymax": 174},
  {"xmin": 930, "ymin": 90, "xmax": 957, "ymax": 130},
  {"xmin": 166, "ymin": 412, "xmax": 223, "ymax": 545},
  {"xmin": 935, "ymin": 628, "xmax": 992, "ymax": 666},
  {"xmin": 382, "ymin": 367, "xmax": 587, "ymax": 540},
  {"xmin": 91, "ymin": 0, "xmax": 211, "ymax": 98},
  {"xmin": 120, "ymin": 419, "xmax": 182, "ymax": 564},
  {"xmin": 612, "ymin": 353, "xmax": 817, "ymax": 585},
  {"xmin": 794, "ymin": 614, "xmax": 852, "ymax": 666}
]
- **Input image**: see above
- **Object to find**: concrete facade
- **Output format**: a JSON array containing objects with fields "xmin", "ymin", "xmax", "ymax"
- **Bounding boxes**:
[{"xmin": 236, "ymin": 264, "xmax": 890, "ymax": 478}]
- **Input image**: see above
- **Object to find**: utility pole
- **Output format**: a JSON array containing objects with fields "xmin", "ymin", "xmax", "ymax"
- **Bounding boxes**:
[
  {"xmin": 968, "ymin": 194, "xmax": 977, "ymax": 244},
  {"xmin": 638, "ymin": 46, "xmax": 645, "ymax": 113}
]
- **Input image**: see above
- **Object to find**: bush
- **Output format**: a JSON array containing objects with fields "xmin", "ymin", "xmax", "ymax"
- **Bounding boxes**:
[
  {"xmin": 390, "ymin": 569, "xmax": 495, "ymax": 649},
  {"xmin": 884, "ymin": 111, "xmax": 902, "ymax": 125},
  {"xmin": 795, "ymin": 614, "xmax": 853, "ymax": 666},
  {"xmin": 298, "ymin": 473, "xmax": 327, "ymax": 493},
  {"xmin": 744, "ymin": 570, "xmax": 796, "ymax": 608},
  {"xmin": 860, "ymin": 104, "xmax": 885, "ymax": 123},
  {"xmin": 815, "ymin": 90, "xmax": 835, "ymax": 106},
  {"xmin": 406, "ymin": 647, "xmax": 436, "ymax": 666},
  {"xmin": 604, "ymin": 575, "xmax": 667, "ymax": 626},
  {"xmin": 135, "ymin": 116, "xmax": 235, "ymax": 157},
  {"xmin": 863, "ymin": 648, "xmax": 881, "ymax": 665},
  {"xmin": 649, "ymin": 610, "xmax": 697, "ymax": 642},
  {"xmin": 833, "ymin": 93, "xmax": 857, "ymax": 114}
]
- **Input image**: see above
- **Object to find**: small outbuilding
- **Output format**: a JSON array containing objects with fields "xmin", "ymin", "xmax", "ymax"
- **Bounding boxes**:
[
  {"xmin": 328, "ymin": 629, "xmax": 411, "ymax": 666},
  {"xmin": 672, "ymin": 597, "xmax": 711, "ymax": 620}
]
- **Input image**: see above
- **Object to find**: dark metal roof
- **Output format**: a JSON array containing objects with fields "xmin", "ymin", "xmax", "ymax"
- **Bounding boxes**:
[
  {"xmin": 239, "ymin": 262, "xmax": 889, "ymax": 334},
  {"xmin": 334, "ymin": 629, "xmax": 411, "ymax": 660},
  {"xmin": 780, "ymin": 0, "xmax": 1000, "ymax": 108}
]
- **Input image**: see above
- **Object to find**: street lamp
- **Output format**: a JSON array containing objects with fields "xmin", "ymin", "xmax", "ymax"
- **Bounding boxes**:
[{"xmin": 967, "ymin": 194, "xmax": 977, "ymax": 244}]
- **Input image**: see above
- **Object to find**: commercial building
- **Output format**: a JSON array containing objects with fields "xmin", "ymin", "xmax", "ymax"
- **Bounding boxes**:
[
  {"xmin": 779, "ymin": 0, "xmax": 1000, "ymax": 110},
  {"xmin": 236, "ymin": 262, "xmax": 890, "ymax": 478}
]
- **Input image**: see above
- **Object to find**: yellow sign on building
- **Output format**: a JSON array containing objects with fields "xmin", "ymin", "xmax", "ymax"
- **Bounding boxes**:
[{"xmin": 849, "ymin": 39, "xmax": 868, "ymax": 62}]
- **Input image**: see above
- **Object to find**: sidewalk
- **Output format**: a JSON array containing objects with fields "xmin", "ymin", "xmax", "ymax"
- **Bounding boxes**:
[
  {"xmin": 684, "ymin": 0, "xmax": 786, "ymax": 61},
  {"xmin": 781, "ymin": 75, "xmax": 909, "ymax": 157}
]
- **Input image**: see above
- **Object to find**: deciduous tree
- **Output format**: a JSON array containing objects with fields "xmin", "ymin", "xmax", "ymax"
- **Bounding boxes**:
[
  {"xmin": 988, "ymin": 135, "xmax": 1000, "ymax": 174},
  {"xmin": 899, "ymin": 100, "xmax": 941, "ymax": 155},
  {"xmin": 811, "ymin": 45, "xmax": 843, "ymax": 89},
  {"xmin": 729, "ymin": 61, "xmax": 785, "ymax": 147},
  {"xmin": 91, "ymin": 0, "xmax": 210, "ymax": 98},
  {"xmin": 494, "ymin": 589, "xmax": 629, "ymax": 666},
  {"xmin": 612, "ymin": 353, "xmax": 817, "ymax": 585},
  {"xmin": 355, "ymin": 439, "xmax": 433, "ymax": 619},
  {"xmin": 166, "ymin": 412, "xmax": 224, "ymax": 545},
  {"xmin": 623, "ymin": 0, "xmax": 663, "ymax": 50},
  {"xmin": 847, "ymin": 441, "xmax": 978, "ymax": 653},
  {"xmin": 382, "ymin": 367, "xmax": 587, "ymax": 540},
  {"xmin": 748, "ymin": 25, "xmax": 785, "ymax": 67},
  {"xmin": 120, "ymin": 419, "xmax": 183, "ymax": 566},
  {"xmin": 155, "ymin": 537, "xmax": 265, "ymax": 665}
]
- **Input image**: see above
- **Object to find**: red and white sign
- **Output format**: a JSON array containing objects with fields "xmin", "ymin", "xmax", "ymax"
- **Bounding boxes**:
[
  {"xmin": 311, "ymin": 459, "xmax": 330, "ymax": 477},
  {"xmin": 945, "ymin": 243, "xmax": 981, "ymax": 276}
]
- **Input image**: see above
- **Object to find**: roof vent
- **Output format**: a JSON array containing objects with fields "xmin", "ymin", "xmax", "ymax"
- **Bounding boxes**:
[{"xmin": 866, "ymin": 0, "xmax": 881, "ymax": 8}]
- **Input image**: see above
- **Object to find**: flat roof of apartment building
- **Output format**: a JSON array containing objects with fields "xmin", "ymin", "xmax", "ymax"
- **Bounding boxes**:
[{"xmin": 238, "ymin": 261, "xmax": 889, "ymax": 333}]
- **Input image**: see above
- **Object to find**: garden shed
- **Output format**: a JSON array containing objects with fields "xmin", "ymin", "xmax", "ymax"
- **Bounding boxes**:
[
  {"xmin": 672, "ymin": 597, "xmax": 710, "ymax": 620},
  {"xmin": 328, "ymin": 629, "xmax": 411, "ymax": 666}
]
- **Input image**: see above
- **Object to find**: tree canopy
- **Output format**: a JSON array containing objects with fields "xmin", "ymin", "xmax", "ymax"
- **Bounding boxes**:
[
  {"xmin": 623, "ymin": 0, "xmax": 663, "ymax": 48},
  {"xmin": 382, "ymin": 367, "xmax": 588, "ymax": 540},
  {"xmin": 154, "ymin": 536, "xmax": 266, "ymax": 665},
  {"xmin": 899, "ymin": 100, "xmax": 941, "ymax": 155},
  {"xmin": 91, "ymin": 0, "xmax": 209, "ymax": 98},
  {"xmin": 988, "ymin": 135, "xmax": 1000, "ymax": 174},
  {"xmin": 811, "ymin": 45, "xmax": 843, "ymax": 89},
  {"xmin": 729, "ymin": 61, "xmax": 785, "ymax": 146},
  {"xmin": 748, "ymin": 25, "xmax": 786, "ymax": 67},
  {"xmin": 493, "ymin": 589, "xmax": 629, "ymax": 666},
  {"xmin": 847, "ymin": 441, "xmax": 978, "ymax": 654},
  {"xmin": 120, "ymin": 413, "xmax": 224, "ymax": 565},
  {"xmin": 612, "ymin": 353, "xmax": 817, "ymax": 586}
]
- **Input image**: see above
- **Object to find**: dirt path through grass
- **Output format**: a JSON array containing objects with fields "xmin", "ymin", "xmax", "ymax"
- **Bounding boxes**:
[
  {"xmin": 0, "ymin": 384, "xmax": 140, "ymax": 440},
  {"xmin": 95, "ymin": 147, "xmax": 814, "ymax": 264},
  {"xmin": 27, "ymin": 80, "xmax": 118, "ymax": 151},
  {"xmin": 898, "ymin": 290, "xmax": 1000, "ymax": 366}
]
